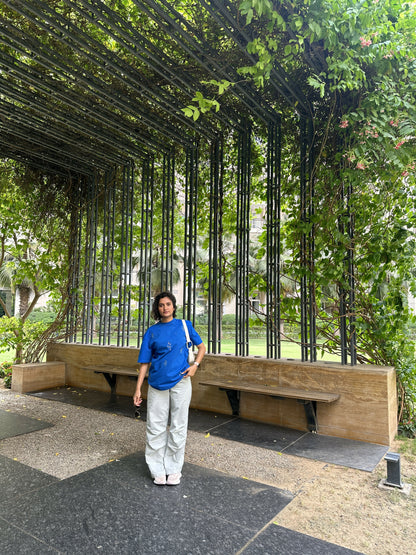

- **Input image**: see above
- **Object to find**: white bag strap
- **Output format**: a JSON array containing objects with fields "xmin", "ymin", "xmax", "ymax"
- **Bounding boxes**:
[{"xmin": 182, "ymin": 319, "xmax": 192, "ymax": 346}]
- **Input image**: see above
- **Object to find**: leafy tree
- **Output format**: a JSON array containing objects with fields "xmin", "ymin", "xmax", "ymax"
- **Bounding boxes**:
[{"xmin": 0, "ymin": 162, "xmax": 73, "ymax": 362}]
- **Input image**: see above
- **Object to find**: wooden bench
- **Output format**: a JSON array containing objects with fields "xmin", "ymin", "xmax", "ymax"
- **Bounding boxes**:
[
  {"xmin": 80, "ymin": 365, "xmax": 140, "ymax": 396},
  {"xmin": 199, "ymin": 378, "xmax": 340, "ymax": 432}
]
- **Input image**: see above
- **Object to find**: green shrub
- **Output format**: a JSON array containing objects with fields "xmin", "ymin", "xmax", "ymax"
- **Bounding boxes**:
[
  {"xmin": 222, "ymin": 314, "xmax": 236, "ymax": 325},
  {"xmin": 27, "ymin": 310, "xmax": 57, "ymax": 325},
  {"xmin": 195, "ymin": 313, "xmax": 209, "ymax": 325},
  {"xmin": 0, "ymin": 316, "xmax": 51, "ymax": 363},
  {"xmin": 0, "ymin": 361, "xmax": 12, "ymax": 389}
]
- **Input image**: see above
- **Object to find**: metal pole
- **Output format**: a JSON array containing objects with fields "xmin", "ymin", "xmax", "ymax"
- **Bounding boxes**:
[
  {"xmin": 348, "ymin": 181, "xmax": 357, "ymax": 364},
  {"xmin": 66, "ymin": 177, "xmax": 83, "ymax": 342},
  {"xmin": 183, "ymin": 144, "xmax": 198, "ymax": 323},
  {"xmin": 161, "ymin": 150, "xmax": 175, "ymax": 293},
  {"xmin": 208, "ymin": 135, "xmax": 223, "ymax": 354},
  {"xmin": 236, "ymin": 122, "xmax": 251, "ymax": 356},
  {"xmin": 307, "ymin": 118, "xmax": 317, "ymax": 362},
  {"xmin": 266, "ymin": 118, "xmax": 281, "ymax": 359},
  {"xmin": 82, "ymin": 173, "xmax": 98, "ymax": 344},
  {"xmin": 137, "ymin": 155, "xmax": 154, "ymax": 345},
  {"xmin": 299, "ymin": 118, "xmax": 309, "ymax": 361}
]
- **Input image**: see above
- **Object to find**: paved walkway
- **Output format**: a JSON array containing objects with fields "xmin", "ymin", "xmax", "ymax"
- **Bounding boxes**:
[{"xmin": 0, "ymin": 387, "xmax": 380, "ymax": 554}]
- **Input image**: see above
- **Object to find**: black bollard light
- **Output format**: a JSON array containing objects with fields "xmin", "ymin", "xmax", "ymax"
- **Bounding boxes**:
[{"xmin": 384, "ymin": 452, "xmax": 403, "ymax": 489}]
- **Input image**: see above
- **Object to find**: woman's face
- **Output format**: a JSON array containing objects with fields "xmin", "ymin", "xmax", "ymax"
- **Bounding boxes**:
[{"xmin": 158, "ymin": 296, "xmax": 175, "ymax": 321}]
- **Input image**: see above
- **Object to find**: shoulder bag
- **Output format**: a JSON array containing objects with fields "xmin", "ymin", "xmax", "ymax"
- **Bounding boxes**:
[{"xmin": 182, "ymin": 319, "xmax": 195, "ymax": 364}]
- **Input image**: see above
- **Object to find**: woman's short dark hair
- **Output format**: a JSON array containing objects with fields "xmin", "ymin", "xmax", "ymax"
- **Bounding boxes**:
[{"xmin": 151, "ymin": 291, "xmax": 177, "ymax": 321}]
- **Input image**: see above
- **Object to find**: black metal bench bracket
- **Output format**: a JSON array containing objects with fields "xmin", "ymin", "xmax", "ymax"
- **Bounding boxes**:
[
  {"xmin": 298, "ymin": 399, "xmax": 318, "ymax": 432},
  {"xmin": 220, "ymin": 387, "xmax": 318, "ymax": 431},
  {"xmin": 96, "ymin": 372, "xmax": 118, "ymax": 397},
  {"xmin": 220, "ymin": 388, "xmax": 240, "ymax": 416}
]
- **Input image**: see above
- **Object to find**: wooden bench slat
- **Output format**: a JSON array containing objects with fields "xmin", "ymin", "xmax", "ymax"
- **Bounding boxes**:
[
  {"xmin": 199, "ymin": 378, "xmax": 339, "ymax": 403},
  {"xmin": 81, "ymin": 365, "xmax": 139, "ymax": 377},
  {"xmin": 80, "ymin": 365, "xmax": 141, "ymax": 396}
]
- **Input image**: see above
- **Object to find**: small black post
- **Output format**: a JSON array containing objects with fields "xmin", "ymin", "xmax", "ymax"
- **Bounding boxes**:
[{"xmin": 384, "ymin": 452, "xmax": 402, "ymax": 488}]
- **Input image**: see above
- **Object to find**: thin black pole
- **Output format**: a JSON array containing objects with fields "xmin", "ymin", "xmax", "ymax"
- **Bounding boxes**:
[
  {"xmin": 183, "ymin": 144, "xmax": 198, "ymax": 323},
  {"xmin": 266, "ymin": 118, "xmax": 281, "ymax": 359},
  {"xmin": 236, "ymin": 122, "xmax": 251, "ymax": 356},
  {"xmin": 299, "ymin": 118, "xmax": 309, "ymax": 361},
  {"xmin": 208, "ymin": 135, "xmax": 223, "ymax": 354}
]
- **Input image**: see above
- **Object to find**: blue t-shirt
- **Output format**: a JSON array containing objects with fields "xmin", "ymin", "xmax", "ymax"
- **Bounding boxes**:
[{"xmin": 138, "ymin": 318, "xmax": 202, "ymax": 391}]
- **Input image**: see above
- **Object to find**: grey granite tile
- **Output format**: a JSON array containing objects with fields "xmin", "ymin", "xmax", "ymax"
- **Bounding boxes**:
[
  {"xmin": 0, "ymin": 517, "xmax": 58, "ymax": 554},
  {"xmin": 60, "ymin": 453, "xmax": 293, "ymax": 530},
  {"xmin": 284, "ymin": 433, "xmax": 388, "ymax": 471},
  {"xmin": 2, "ymin": 452, "xmax": 292, "ymax": 554},
  {"xmin": 187, "ymin": 408, "xmax": 238, "ymax": 433},
  {"xmin": 242, "ymin": 523, "xmax": 364, "ymax": 554},
  {"xmin": 0, "ymin": 408, "xmax": 53, "ymax": 440},
  {"xmin": 208, "ymin": 417, "xmax": 306, "ymax": 450},
  {"xmin": 31, "ymin": 387, "xmax": 141, "ymax": 419},
  {"xmin": 0, "ymin": 454, "xmax": 58, "ymax": 504}
]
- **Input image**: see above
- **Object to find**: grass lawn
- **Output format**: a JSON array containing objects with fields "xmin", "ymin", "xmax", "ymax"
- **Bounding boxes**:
[
  {"xmin": 397, "ymin": 435, "xmax": 416, "ymax": 458},
  {"xmin": 0, "ymin": 350, "xmax": 13, "ymax": 364},
  {"xmin": 218, "ymin": 337, "xmax": 341, "ymax": 362}
]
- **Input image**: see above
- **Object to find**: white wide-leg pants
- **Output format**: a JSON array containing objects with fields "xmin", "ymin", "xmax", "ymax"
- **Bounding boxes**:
[{"xmin": 145, "ymin": 377, "xmax": 192, "ymax": 478}]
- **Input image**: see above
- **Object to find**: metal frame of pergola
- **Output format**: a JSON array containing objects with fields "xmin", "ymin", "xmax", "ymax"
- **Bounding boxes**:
[{"xmin": 0, "ymin": 0, "xmax": 356, "ymax": 364}]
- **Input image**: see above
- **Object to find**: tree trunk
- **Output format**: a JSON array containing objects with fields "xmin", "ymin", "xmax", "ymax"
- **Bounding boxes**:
[{"xmin": 18, "ymin": 285, "xmax": 31, "ymax": 317}]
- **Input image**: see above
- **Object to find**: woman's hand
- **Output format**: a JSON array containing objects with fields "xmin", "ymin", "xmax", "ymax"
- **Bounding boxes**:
[
  {"xmin": 182, "ymin": 342, "xmax": 206, "ymax": 378},
  {"xmin": 133, "ymin": 390, "xmax": 142, "ymax": 406},
  {"xmin": 182, "ymin": 363, "xmax": 198, "ymax": 378},
  {"xmin": 133, "ymin": 363, "xmax": 148, "ymax": 406}
]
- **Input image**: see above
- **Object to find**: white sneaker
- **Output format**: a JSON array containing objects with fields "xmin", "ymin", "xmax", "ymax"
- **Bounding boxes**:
[
  {"xmin": 166, "ymin": 473, "xmax": 182, "ymax": 486},
  {"xmin": 153, "ymin": 475, "xmax": 166, "ymax": 485}
]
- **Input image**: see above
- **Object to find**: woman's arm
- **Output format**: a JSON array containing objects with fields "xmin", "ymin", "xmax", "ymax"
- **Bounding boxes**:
[
  {"xmin": 133, "ymin": 363, "xmax": 149, "ymax": 406},
  {"xmin": 182, "ymin": 342, "xmax": 206, "ymax": 377}
]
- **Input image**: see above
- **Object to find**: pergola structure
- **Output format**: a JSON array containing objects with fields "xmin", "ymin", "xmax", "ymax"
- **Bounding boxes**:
[{"xmin": 0, "ymin": 0, "xmax": 356, "ymax": 364}]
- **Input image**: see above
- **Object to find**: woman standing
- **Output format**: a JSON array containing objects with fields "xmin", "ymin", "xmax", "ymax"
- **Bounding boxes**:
[{"xmin": 133, "ymin": 291, "xmax": 206, "ymax": 485}]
